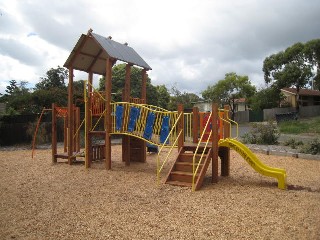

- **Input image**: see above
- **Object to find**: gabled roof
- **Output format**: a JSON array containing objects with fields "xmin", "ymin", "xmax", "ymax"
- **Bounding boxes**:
[
  {"xmin": 281, "ymin": 88, "xmax": 320, "ymax": 96},
  {"xmin": 64, "ymin": 30, "xmax": 152, "ymax": 75}
]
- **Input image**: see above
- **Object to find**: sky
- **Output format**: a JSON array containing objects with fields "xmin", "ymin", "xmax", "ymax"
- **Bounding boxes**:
[{"xmin": 0, "ymin": 0, "xmax": 319, "ymax": 96}]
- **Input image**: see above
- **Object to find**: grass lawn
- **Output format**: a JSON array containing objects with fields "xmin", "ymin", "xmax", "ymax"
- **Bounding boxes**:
[{"xmin": 278, "ymin": 116, "xmax": 320, "ymax": 135}]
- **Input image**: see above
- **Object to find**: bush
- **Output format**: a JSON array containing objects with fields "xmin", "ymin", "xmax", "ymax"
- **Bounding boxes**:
[
  {"xmin": 300, "ymin": 138, "xmax": 320, "ymax": 155},
  {"xmin": 242, "ymin": 121, "xmax": 280, "ymax": 145},
  {"xmin": 283, "ymin": 138, "xmax": 303, "ymax": 149}
]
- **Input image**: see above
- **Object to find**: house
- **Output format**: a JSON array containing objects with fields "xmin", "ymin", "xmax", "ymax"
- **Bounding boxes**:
[
  {"xmin": 233, "ymin": 98, "xmax": 248, "ymax": 112},
  {"xmin": 280, "ymin": 88, "xmax": 320, "ymax": 107},
  {"xmin": 193, "ymin": 98, "xmax": 249, "ymax": 112}
]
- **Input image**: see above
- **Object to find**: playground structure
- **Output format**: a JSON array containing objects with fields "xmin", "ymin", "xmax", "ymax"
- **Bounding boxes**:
[{"xmin": 37, "ymin": 29, "xmax": 287, "ymax": 191}]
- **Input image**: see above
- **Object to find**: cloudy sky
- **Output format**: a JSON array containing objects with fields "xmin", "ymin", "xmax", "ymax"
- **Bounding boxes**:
[{"xmin": 0, "ymin": 0, "xmax": 319, "ymax": 95}]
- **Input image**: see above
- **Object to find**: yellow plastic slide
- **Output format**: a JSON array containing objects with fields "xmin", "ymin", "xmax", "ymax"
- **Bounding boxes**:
[{"xmin": 218, "ymin": 138, "xmax": 287, "ymax": 190}]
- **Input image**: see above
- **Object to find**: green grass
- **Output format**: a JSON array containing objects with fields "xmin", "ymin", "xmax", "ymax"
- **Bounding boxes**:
[{"xmin": 278, "ymin": 116, "xmax": 320, "ymax": 134}]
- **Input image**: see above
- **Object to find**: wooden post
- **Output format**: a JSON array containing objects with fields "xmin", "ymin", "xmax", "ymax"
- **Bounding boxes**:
[
  {"xmin": 139, "ymin": 68, "xmax": 147, "ymax": 163},
  {"xmin": 177, "ymin": 104, "xmax": 184, "ymax": 150},
  {"xmin": 211, "ymin": 103, "xmax": 219, "ymax": 183},
  {"xmin": 122, "ymin": 64, "xmax": 131, "ymax": 165},
  {"xmin": 192, "ymin": 107, "xmax": 199, "ymax": 143},
  {"xmin": 105, "ymin": 58, "xmax": 113, "ymax": 170},
  {"xmin": 76, "ymin": 107, "xmax": 80, "ymax": 152},
  {"xmin": 221, "ymin": 105, "xmax": 230, "ymax": 176},
  {"xmin": 67, "ymin": 67, "xmax": 74, "ymax": 165},
  {"xmin": 141, "ymin": 69, "xmax": 147, "ymax": 102},
  {"xmin": 85, "ymin": 72, "xmax": 93, "ymax": 168},
  {"xmin": 52, "ymin": 103, "xmax": 57, "ymax": 163},
  {"xmin": 63, "ymin": 116, "xmax": 67, "ymax": 152}
]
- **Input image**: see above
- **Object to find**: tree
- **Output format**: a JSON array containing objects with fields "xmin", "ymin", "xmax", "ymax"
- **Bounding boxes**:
[
  {"xmin": 32, "ymin": 66, "xmax": 69, "ymax": 111},
  {"xmin": 304, "ymin": 39, "xmax": 320, "ymax": 90},
  {"xmin": 168, "ymin": 85, "xmax": 201, "ymax": 111},
  {"xmin": 202, "ymin": 73, "xmax": 256, "ymax": 119},
  {"xmin": 0, "ymin": 80, "xmax": 33, "ymax": 114},
  {"xmin": 156, "ymin": 85, "xmax": 170, "ymax": 109},
  {"xmin": 35, "ymin": 66, "xmax": 68, "ymax": 90},
  {"xmin": 263, "ymin": 42, "xmax": 315, "ymax": 110},
  {"xmin": 98, "ymin": 63, "xmax": 170, "ymax": 108},
  {"xmin": 249, "ymin": 86, "xmax": 284, "ymax": 111}
]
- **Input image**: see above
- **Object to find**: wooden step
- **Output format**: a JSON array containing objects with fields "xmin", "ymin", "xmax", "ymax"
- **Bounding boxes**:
[
  {"xmin": 169, "ymin": 171, "xmax": 198, "ymax": 183},
  {"xmin": 166, "ymin": 180, "xmax": 192, "ymax": 187},
  {"xmin": 175, "ymin": 162, "xmax": 203, "ymax": 172},
  {"xmin": 178, "ymin": 153, "xmax": 203, "ymax": 163}
]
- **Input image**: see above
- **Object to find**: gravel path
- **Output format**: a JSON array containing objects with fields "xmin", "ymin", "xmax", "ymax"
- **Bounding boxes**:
[{"xmin": 1, "ymin": 146, "xmax": 320, "ymax": 239}]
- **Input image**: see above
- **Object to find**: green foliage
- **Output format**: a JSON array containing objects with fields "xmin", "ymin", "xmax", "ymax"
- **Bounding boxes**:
[
  {"xmin": 202, "ymin": 72, "xmax": 256, "ymax": 117},
  {"xmin": 283, "ymin": 138, "xmax": 303, "ymax": 149},
  {"xmin": 262, "ymin": 40, "xmax": 320, "ymax": 109},
  {"xmin": 300, "ymin": 138, "xmax": 320, "ymax": 155},
  {"xmin": 278, "ymin": 117, "xmax": 320, "ymax": 134},
  {"xmin": 168, "ymin": 86, "xmax": 200, "ymax": 111},
  {"xmin": 156, "ymin": 85, "xmax": 170, "ymax": 109},
  {"xmin": 99, "ymin": 63, "xmax": 171, "ymax": 109},
  {"xmin": 242, "ymin": 121, "xmax": 280, "ymax": 145},
  {"xmin": 249, "ymin": 86, "xmax": 285, "ymax": 110},
  {"xmin": 26, "ymin": 122, "xmax": 50, "ymax": 145},
  {"xmin": 35, "ymin": 66, "xmax": 68, "ymax": 90}
]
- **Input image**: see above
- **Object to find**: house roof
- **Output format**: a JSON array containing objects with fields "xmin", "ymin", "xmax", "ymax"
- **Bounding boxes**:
[
  {"xmin": 64, "ymin": 29, "xmax": 152, "ymax": 75},
  {"xmin": 234, "ymin": 98, "xmax": 246, "ymax": 103},
  {"xmin": 281, "ymin": 88, "xmax": 320, "ymax": 96}
]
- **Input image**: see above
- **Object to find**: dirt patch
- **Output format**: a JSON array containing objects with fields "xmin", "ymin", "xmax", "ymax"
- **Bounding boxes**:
[{"xmin": 1, "ymin": 146, "xmax": 320, "ymax": 239}]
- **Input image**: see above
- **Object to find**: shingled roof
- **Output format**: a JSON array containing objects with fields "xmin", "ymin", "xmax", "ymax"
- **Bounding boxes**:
[
  {"xmin": 64, "ymin": 30, "xmax": 152, "ymax": 75},
  {"xmin": 281, "ymin": 88, "xmax": 320, "ymax": 96}
]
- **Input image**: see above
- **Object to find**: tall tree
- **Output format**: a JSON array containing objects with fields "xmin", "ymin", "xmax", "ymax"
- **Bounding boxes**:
[
  {"xmin": 98, "ymin": 63, "xmax": 170, "ymax": 108},
  {"xmin": 35, "ymin": 66, "xmax": 68, "ymax": 90},
  {"xmin": 202, "ymin": 72, "xmax": 256, "ymax": 118},
  {"xmin": 263, "ymin": 42, "xmax": 315, "ymax": 110},
  {"xmin": 304, "ymin": 39, "xmax": 320, "ymax": 90},
  {"xmin": 249, "ymin": 86, "xmax": 284, "ymax": 111},
  {"xmin": 168, "ymin": 86, "xmax": 201, "ymax": 111},
  {"xmin": 0, "ymin": 80, "xmax": 33, "ymax": 114}
]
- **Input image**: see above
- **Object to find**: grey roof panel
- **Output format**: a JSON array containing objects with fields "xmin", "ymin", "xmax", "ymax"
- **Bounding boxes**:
[
  {"xmin": 64, "ymin": 31, "xmax": 152, "ymax": 74},
  {"xmin": 91, "ymin": 33, "xmax": 152, "ymax": 70}
]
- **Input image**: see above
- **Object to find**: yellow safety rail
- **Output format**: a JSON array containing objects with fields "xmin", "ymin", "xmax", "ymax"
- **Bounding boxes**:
[
  {"xmin": 225, "ymin": 110, "xmax": 239, "ymax": 139},
  {"xmin": 111, "ymin": 102, "xmax": 180, "ymax": 147},
  {"xmin": 157, "ymin": 112, "xmax": 183, "ymax": 184},
  {"xmin": 218, "ymin": 109, "xmax": 239, "ymax": 139},
  {"xmin": 192, "ymin": 112, "xmax": 212, "ymax": 191}
]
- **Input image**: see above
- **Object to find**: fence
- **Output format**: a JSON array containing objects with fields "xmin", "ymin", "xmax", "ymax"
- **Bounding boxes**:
[
  {"xmin": 0, "ymin": 113, "xmax": 64, "ymax": 146},
  {"xmin": 264, "ymin": 105, "xmax": 320, "ymax": 121}
]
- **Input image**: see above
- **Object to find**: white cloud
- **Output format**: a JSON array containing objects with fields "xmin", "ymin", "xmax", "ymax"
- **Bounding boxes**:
[{"xmin": 0, "ymin": 0, "xmax": 319, "ymax": 96}]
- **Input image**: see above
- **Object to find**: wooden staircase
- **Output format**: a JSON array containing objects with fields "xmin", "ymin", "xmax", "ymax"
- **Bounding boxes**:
[{"xmin": 165, "ymin": 145, "xmax": 212, "ymax": 190}]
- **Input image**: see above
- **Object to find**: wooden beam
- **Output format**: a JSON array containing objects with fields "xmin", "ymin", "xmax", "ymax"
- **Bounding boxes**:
[
  {"xmin": 86, "ymin": 72, "xmax": 93, "ymax": 168},
  {"xmin": 141, "ymin": 69, "xmax": 147, "ymax": 102},
  {"xmin": 52, "ymin": 103, "xmax": 57, "ymax": 163},
  {"xmin": 105, "ymin": 58, "xmax": 112, "ymax": 170},
  {"xmin": 192, "ymin": 107, "xmax": 199, "ymax": 143},
  {"xmin": 66, "ymin": 35, "xmax": 90, "ymax": 68},
  {"xmin": 123, "ymin": 64, "xmax": 132, "ymax": 165},
  {"xmin": 68, "ymin": 67, "xmax": 74, "ymax": 165},
  {"xmin": 86, "ymin": 49, "xmax": 103, "ymax": 72},
  {"xmin": 211, "ymin": 103, "xmax": 219, "ymax": 183}
]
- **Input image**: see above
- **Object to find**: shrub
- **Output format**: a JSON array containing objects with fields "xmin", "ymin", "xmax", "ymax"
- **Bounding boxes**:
[
  {"xmin": 283, "ymin": 138, "xmax": 303, "ymax": 149},
  {"xmin": 242, "ymin": 121, "xmax": 280, "ymax": 145},
  {"xmin": 300, "ymin": 138, "xmax": 320, "ymax": 155}
]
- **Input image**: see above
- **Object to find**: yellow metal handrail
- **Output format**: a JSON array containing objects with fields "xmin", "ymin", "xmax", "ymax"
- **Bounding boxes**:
[
  {"xmin": 156, "ymin": 112, "xmax": 183, "ymax": 184},
  {"xmin": 192, "ymin": 112, "xmax": 212, "ymax": 191},
  {"xmin": 226, "ymin": 111, "xmax": 239, "ymax": 139}
]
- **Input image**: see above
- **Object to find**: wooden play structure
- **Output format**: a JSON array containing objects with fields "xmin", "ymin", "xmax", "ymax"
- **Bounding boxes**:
[{"xmin": 45, "ymin": 29, "xmax": 287, "ymax": 191}]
